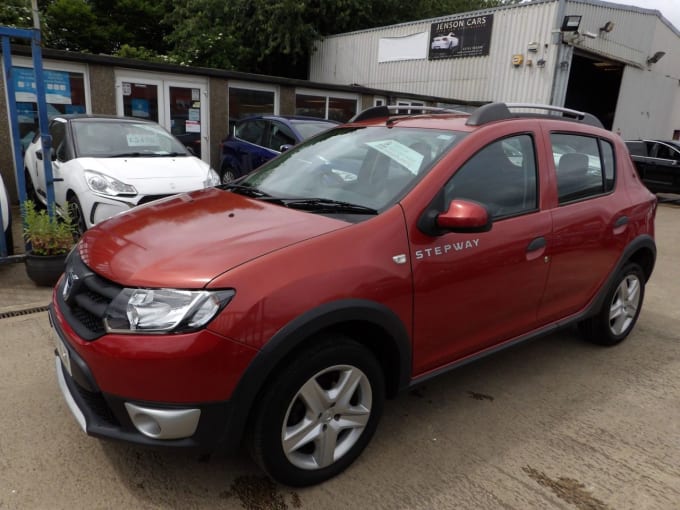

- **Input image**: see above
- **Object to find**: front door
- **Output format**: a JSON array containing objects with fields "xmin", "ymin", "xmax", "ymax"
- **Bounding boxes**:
[
  {"xmin": 410, "ymin": 133, "xmax": 551, "ymax": 375},
  {"xmin": 165, "ymin": 81, "xmax": 208, "ymax": 161},
  {"xmin": 116, "ymin": 75, "xmax": 209, "ymax": 165}
]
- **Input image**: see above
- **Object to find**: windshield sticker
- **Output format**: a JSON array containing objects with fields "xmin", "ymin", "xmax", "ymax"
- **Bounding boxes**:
[
  {"xmin": 366, "ymin": 140, "xmax": 423, "ymax": 175},
  {"xmin": 126, "ymin": 133, "xmax": 159, "ymax": 147}
]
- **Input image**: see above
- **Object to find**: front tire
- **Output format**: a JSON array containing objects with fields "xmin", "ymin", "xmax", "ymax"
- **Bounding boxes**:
[
  {"xmin": 249, "ymin": 335, "xmax": 385, "ymax": 487},
  {"xmin": 579, "ymin": 262, "xmax": 645, "ymax": 346},
  {"xmin": 220, "ymin": 166, "xmax": 236, "ymax": 184},
  {"xmin": 68, "ymin": 195, "xmax": 87, "ymax": 236}
]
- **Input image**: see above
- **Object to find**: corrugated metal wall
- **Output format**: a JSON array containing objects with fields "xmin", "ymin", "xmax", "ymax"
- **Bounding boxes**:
[
  {"xmin": 310, "ymin": 0, "xmax": 680, "ymax": 137},
  {"xmin": 310, "ymin": 2, "xmax": 561, "ymax": 103}
]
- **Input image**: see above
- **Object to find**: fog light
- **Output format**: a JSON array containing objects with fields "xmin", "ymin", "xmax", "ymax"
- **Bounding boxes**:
[{"xmin": 124, "ymin": 403, "xmax": 201, "ymax": 439}]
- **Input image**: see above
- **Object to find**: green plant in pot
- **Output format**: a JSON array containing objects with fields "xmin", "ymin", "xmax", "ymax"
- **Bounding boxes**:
[{"xmin": 23, "ymin": 199, "xmax": 76, "ymax": 287}]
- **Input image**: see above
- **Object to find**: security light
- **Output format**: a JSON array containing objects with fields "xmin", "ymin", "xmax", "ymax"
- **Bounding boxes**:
[
  {"xmin": 599, "ymin": 21, "xmax": 615, "ymax": 33},
  {"xmin": 561, "ymin": 15, "xmax": 582, "ymax": 32},
  {"xmin": 647, "ymin": 51, "xmax": 666, "ymax": 65}
]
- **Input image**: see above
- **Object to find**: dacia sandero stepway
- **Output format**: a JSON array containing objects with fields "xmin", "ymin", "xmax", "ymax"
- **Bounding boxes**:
[{"xmin": 50, "ymin": 103, "xmax": 656, "ymax": 486}]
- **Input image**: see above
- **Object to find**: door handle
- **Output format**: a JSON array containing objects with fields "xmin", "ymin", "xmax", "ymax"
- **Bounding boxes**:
[
  {"xmin": 614, "ymin": 216, "xmax": 628, "ymax": 228},
  {"xmin": 527, "ymin": 236, "xmax": 546, "ymax": 252}
]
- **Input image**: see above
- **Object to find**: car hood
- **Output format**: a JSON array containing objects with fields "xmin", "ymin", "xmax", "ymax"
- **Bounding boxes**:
[
  {"xmin": 79, "ymin": 188, "xmax": 349, "ymax": 288},
  {"xmin": 76, "ymin": 155, "xmax": 210, "ymax": 180}
]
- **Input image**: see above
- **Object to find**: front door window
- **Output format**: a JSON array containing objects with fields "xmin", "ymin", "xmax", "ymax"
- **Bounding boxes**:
[
  {"xmin": 169, "ymin": 86, "xmax": 202, "ymax": 158},
  {"xmin": 122, "ymin": 82, "xmax": 159, "ymax": 122}
]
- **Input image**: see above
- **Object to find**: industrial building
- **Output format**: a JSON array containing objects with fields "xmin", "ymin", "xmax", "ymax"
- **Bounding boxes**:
[{"xmin": 310, "ymin": 0, "xmax": 680, "ymax": 139}]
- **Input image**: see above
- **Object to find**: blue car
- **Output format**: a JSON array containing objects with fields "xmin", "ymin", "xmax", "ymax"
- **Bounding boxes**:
[{"xmin": 219, "ymin": 115, "xmax": 339, "ymax": 183}]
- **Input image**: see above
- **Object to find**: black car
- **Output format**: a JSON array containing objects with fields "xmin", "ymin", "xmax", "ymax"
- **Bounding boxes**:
[
  {"xmin": 218, "ymin": 115, "xmax": 339, "ymax": 183},
  {"xmin": 625, "ymin": 139, "xmax": 680, "ymax": 194}
]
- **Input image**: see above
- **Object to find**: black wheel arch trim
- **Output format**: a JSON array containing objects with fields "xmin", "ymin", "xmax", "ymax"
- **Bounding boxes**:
[
  {"xmin": 217, "ymin": 298, "xmax": 412, "ymax": 452},
  {"xmin": 579, "ymin": 234, "xmax": 655, "ymax": 321}
]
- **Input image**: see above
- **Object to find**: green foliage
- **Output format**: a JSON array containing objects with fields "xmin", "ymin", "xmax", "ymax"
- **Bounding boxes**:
[
  {"xmin": 22, "ymin": 200, "xmax": 76, "ymax": 256},
  {"xmin": 10, "ymin": 0, "xmax": 503, "ymax": 76},
  {"xmin": 0, "ymin": 0, "xmax": 33, "ymax": 28}
]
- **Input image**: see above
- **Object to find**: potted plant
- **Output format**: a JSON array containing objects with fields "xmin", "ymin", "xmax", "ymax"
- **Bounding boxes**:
[{"xmin": 22, "ymin": 199, "xmax": 76, "ymax": 287}]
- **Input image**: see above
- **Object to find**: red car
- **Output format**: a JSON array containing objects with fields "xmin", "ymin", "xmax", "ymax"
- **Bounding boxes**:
[{"xmin": 51, "ymin": 103, "xmax": 657, "ymax": 486}]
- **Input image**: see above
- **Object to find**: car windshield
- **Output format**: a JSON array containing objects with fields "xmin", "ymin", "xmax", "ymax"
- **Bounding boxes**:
[
  {"xmin": 72, "ymin": 120, "xmax": 188, "ymax": 158},
  {"xmin": 238, "ymin": 126, "xmax": 465, "ymax": 211},
  {"xmin": 290, "ymin": 120, "xmax": 338, "ymax": 140}
]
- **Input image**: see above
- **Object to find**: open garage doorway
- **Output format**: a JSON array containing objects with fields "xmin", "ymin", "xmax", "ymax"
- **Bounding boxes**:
[{"xmin": 564, "ymin": 51, "xmax": 624, "ymax": 130}]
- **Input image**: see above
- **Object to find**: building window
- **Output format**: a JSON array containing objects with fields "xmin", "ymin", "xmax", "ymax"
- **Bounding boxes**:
[
  {"xmin": 122, "ymin": 82, "xmax": 158, "ymax": 122},
  {"xmin": 12, "ymin": 67, "xmax": 86, "ymax": 152},
  {"xmin": 295, "ymin": 91, "xmax": 357, "ymax": 122},
  {"xmin": 228, "ymin": 87, "xmax": 276, "ymax": 132}
]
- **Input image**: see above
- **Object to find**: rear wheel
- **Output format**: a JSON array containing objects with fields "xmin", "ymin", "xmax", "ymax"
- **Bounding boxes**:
[
  {"xmin": 579, "ymin": 262, "xmax": 645, "ymax": 346},
  {"xmin": 249, "ymin": 335, "xmax": 385, "ymax": 487}
]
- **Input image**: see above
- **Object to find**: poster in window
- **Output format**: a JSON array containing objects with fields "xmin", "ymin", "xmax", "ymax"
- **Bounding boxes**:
[
  {"xmin": 131, "ymin": 98, "xmax": 150, "ymax": 118},
  {"xmin": 12, "ymin": 67, "xmax": 73, "ymax": 104},
  {"xmin": 428, "ymin": 14, "xmax": 493, "ymax": 60}
]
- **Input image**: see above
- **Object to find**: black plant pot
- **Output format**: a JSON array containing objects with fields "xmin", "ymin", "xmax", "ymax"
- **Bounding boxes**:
[{"xmin": 25, "ymin": 252, "xmax": 67, "ymax": 287}]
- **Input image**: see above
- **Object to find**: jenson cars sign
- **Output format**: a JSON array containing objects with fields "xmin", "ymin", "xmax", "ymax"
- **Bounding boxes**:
[{"xmin": 428, "ymin": 14, "xmax": 494, "ymax": 60}]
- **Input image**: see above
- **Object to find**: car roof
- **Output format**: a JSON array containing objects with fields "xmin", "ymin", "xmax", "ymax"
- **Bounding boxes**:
[
  {"xmin": 347, "ymin": 103, "xmax": 605, "ymax": 132},
  {"xmin": 52, "ymin": 114, "xmax": 156, "ymax": 124},
  {"xmin": 240, "ymin": 115, "xmax": 339, "ymax": 124}
]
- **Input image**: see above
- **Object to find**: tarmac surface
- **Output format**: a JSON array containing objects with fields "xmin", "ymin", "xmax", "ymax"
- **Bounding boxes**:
[{"xmin": 0, "ymin": 201, "xmax": 679, "ymax": 509}]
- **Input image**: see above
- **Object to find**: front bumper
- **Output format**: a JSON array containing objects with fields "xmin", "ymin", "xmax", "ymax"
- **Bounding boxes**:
[{"xmin": 50, "ymin": 303, "xmax": 247, "ymax": 453}]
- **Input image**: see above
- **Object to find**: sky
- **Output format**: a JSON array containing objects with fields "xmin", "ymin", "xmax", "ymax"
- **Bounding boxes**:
[{"xmin": 612, "ymin": 0, "xmax": 680, "ymax": 30}]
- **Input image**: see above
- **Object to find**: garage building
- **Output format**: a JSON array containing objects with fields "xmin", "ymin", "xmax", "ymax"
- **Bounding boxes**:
[{"xmin": 309, "ymin": 0, "xmax": 680, "ymax": 140}]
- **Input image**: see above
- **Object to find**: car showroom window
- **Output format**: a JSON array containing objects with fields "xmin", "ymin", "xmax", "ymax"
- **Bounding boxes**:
[
  {"xmin": 443, "ymin": 134, "xmax": 537, "ymax": 219},
  {"xmin": 551, "ymin": 133, "xmax": 605, "ymax": 205}
]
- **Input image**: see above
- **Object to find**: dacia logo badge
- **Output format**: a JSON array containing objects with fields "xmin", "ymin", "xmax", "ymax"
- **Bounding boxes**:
[{"xmin": 62, "ymin": 271, "xmax": 79, "ymax": 302}]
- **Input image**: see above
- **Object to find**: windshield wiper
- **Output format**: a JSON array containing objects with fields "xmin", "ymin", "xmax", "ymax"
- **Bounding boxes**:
[
  {"xmin": 221, "ymin": 183, "xmax": 274, "ymax": 199},
  {"xmin": 262, "ymin": 197, "xmax": 378, "ymax": 215}
]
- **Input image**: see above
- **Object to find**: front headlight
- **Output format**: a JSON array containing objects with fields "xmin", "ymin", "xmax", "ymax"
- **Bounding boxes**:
[
  {"xmin": 104, "ymin": 288, "xmax": 235, "ymax": 334},
  {"xmin": 204, "ymin": 168, "xmax": 220, "ymax": 187},
  {"xmin": 85, "ymin": 170, "xmax": 137, "ymax": 197}
]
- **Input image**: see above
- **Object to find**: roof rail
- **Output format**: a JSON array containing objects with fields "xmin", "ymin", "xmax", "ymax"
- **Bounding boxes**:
[
  {"xmin": 465, "ymin": 102, "xmax": 603, "ymax": 128},
  {"xmin": 350, "ymin": 105, "xmax": 468, "ymax": 123}
]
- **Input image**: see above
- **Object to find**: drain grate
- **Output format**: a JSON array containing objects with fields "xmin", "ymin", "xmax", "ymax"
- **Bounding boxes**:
[{"xmin": 0, "ymin": 305, "xmax": 50, "ymax": 320}]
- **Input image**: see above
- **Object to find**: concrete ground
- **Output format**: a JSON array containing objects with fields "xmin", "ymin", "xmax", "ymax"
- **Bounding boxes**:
[{"xmin": 0, "ymin": 202, "xmax": 679, "ymax": 509}]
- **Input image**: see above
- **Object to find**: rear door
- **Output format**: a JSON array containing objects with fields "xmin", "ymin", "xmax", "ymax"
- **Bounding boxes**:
[{"xmin": 538, "ymin": 129, "xmax": 628, "ymax": 323}]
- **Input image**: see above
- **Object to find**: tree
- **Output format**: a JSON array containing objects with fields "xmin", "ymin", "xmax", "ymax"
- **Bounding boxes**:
[
  {"xmin": 0, "ymin": 0, "xmax": 32, "ymax": 30},
  {"xmin": 163, "ymin": 0, "xmax": 503, "ymax": 77}
]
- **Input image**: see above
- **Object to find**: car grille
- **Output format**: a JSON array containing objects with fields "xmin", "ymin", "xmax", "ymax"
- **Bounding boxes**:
[{"xmin": 58, "ymin": 251, "xmax": 122, "ymax": 341}]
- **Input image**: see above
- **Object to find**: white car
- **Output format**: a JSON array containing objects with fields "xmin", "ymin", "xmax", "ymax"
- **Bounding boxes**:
[
  {"xmin": 0, "ymin": 172, "xmax": 13, "ymax": 255},
  {"xmin": 23, "ymin": 115, "xmax": 219, "ymax": 234},
  {"xmin": 431, "ymin": 32, "xmax": 459, "ymax": 51}
]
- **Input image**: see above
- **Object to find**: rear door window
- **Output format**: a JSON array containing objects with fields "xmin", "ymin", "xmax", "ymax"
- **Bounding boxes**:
[{"xmin": 551, "ymin": 133, "xmax": 614, "ymax": 204}]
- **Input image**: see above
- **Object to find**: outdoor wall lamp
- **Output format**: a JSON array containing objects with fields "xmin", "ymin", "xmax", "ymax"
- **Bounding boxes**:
[
  {"xmin": 599, "ymin": 21, "xmax": 615, "ymax": 33},
  {"xmin": 647, "ymin": 51, "xmax": 666, "ymax": 65},
  {"xmin": 561, "ymin": 15, "xmax": 582, "ymax": 32}
]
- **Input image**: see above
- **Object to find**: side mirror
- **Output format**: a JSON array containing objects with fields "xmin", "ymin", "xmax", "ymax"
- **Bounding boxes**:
[
  {"xmin": 36, "ymin": 150, "xmax": 43, "ymax": 161},
  {"xmin": 51, "ymin": 149, "xmax": 58, "ymax": 161},
  {"xmin": 279, "ymin": 144, "xmax": 294, "ymax": 152},
  {"xmin": 436, "ymin": 199, "xmax": 491, "ymax": 233}
]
